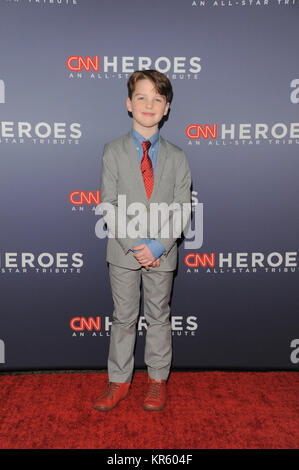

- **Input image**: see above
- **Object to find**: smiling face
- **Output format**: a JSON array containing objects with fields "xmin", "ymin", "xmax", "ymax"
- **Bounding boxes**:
[{"xmin": 126, "ymin": 78, "xmax": 170, "ymax": 138}]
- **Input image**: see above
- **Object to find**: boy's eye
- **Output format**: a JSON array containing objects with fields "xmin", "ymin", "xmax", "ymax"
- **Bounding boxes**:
[{"xmin": 137, "ymin": 97, "xmax": 162, "ymax": 102}]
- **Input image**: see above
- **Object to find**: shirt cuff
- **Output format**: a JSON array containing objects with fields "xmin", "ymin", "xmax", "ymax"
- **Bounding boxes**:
[
  {"xmin": 129, "ymin": 238, "xmax": 149, "ymax": 252},
  {"xmin": 147, "ymin": 239, "xmax": 166, "ymax": 259},
  {"xmin": 130, "ymin": 238, "xmax": 165, "ymax": 259}
]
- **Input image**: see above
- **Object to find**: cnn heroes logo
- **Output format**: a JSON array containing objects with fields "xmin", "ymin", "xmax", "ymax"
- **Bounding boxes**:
[
  {"xmin": 192, "ymin": 1, "xmax": 298, "ymax": 8},
  {"xmin": 0, "ymin": 252, "xmax": 84, "ymax": 274},
  {"xmin": 70, "ymin": 190, "xmax": 101, "ymax": 208},
  {"xmin": 67, "ymin": 56, "xmax": 201, "ymax": 80},
  {"xmin": 185, "ymin": 251, "xmax": 299, "ymax": 274},
  {"xmin": 95, "ymin": 195, "xmax": 203, "ymax": 250},
  {"xmin": 0, "ymin": 121, "xmax": 82, "ymax": 145},
  {"xmin": 4, "ymin": 0, "xmax": 78, "ymax": 6},
  {"xmin": 70, "ymin": 315, "xmax": 198, "ymax": 337},
  {"xmin": 186, "ymin": 122, "xmax": 299, "ymax": 146}
]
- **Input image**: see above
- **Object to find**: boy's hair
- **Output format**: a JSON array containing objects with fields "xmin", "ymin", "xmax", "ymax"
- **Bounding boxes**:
[{"xmin": 127, "ymin": 69, "xmax": 173, "ymax": 105}]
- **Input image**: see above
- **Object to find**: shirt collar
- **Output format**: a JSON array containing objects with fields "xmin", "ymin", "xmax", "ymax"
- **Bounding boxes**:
[{"xmin": 131, "ymin": 127, "xmax": 159, "ymax": 148}]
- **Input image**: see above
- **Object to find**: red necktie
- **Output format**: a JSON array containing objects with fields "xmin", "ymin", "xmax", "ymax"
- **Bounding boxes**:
[{"xmin": 141, "ymin": 140, "xmax": 154, "ymax": 199}]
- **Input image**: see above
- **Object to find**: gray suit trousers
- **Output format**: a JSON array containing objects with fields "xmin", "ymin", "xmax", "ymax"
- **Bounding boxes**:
[{"xmin": 107, "ymin": 263, "xmax": 174, "ymax": 383}]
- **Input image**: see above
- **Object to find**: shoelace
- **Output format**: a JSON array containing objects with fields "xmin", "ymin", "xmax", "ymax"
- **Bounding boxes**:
[
  {"xmin": 102, "ymin": 382, "xmax": 120, "ymax": 399},
  {"xmin": 147, "ymin": 382, "xmax": 162, "ymax": 399}
]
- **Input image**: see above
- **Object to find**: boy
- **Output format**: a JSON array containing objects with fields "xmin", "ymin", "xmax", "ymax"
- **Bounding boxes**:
[{"xmin": 93, "ymin": 70, "xmax": 192, "ymax": 411}]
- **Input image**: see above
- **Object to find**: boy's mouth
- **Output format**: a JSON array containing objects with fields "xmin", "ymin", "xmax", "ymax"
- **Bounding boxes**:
[{"xmin": 142, "ymin": 112, "xmax": 155, "ymax": 116}]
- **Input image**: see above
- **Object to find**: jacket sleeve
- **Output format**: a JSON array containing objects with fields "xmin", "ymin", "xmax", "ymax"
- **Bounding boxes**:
[{"xmin": 98, "ymin": 143, "xmax": 136, "ymax": 255}]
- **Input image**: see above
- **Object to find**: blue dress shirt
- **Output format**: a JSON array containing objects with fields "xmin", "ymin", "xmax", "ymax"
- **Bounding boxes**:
[{"xmin": 130, "ymin": 127, "xmax": 166, "ymax": 260}]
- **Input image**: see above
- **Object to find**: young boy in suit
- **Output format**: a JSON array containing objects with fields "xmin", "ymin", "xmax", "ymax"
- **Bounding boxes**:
[{"xmin": 93, "ymin": 69, "xmax": 192, "ymax": 411}]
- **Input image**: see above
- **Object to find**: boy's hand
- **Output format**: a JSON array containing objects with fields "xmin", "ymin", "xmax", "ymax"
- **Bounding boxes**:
[
  {"xmin": 150, "ymin": 258, "xmax": 160, "ymax": 268},
  {"xmin": 132, "ymin": 243, "xmax": 156, "ymax": 270}
]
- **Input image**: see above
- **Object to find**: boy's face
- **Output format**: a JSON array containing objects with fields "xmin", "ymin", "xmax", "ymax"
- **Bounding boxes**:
[{"xmin": 126, "ymin": 78, "xmax": 170, "ymax": 136}]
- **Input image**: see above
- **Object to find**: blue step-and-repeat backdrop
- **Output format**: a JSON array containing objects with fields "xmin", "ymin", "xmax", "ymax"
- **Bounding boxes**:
[{"xmin": 0, "ymin": 0, "xmax": 298, "ymax": 371}]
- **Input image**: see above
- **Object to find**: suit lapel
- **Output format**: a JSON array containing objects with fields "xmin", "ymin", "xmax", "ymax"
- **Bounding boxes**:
[
  {"xmin": 151, "ymin": 133, "xmax": 167, "ymax": 202},
  {"xmin": 124, "ymin": 130, "xmax": 168, "ymax": 204}
]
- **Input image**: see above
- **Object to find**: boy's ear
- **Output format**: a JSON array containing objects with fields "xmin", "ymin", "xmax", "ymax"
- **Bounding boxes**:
[
  {"xmin": 164, "ymin": 102, "xmax": 170, "ymax": 115},
  {"xmin": 126, "ymin": 97, "xmax": 132, "ymax": 112}
]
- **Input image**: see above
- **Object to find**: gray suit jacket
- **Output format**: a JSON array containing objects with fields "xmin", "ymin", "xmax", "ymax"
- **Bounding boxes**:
[{"xmin": 98, "ymin": 130, "xmax": 192, "ymax": 271}]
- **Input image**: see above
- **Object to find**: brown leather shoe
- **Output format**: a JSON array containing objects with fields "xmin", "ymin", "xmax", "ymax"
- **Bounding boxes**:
[
  {"xmin": 93, "ymin": 381, "xmax": 130, "ymax": 411},
  {"xmin": 142, "ymin": 375, "xmax": 167, "ymax": 411}
]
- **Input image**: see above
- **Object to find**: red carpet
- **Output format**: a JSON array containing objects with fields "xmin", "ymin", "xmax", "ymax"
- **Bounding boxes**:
[{"xmin": 0, "ymin": 371, "xmax": 298, "ymax": 449}]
